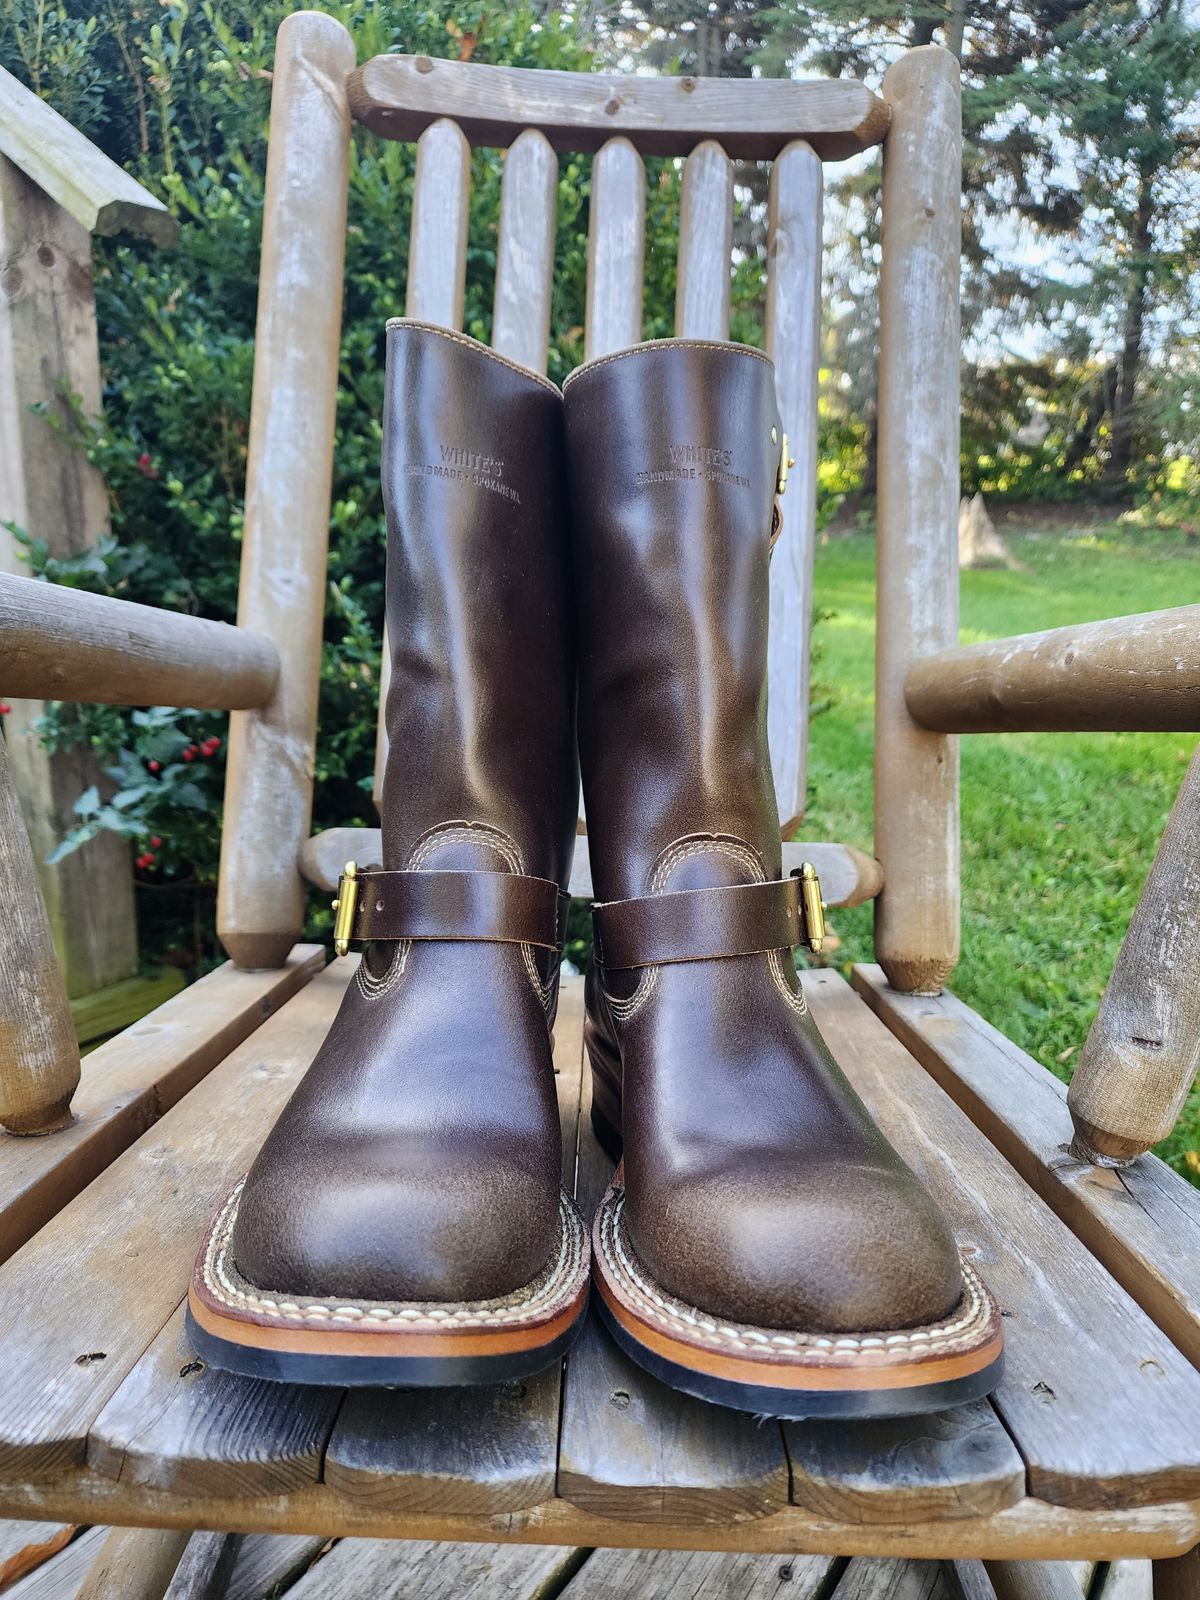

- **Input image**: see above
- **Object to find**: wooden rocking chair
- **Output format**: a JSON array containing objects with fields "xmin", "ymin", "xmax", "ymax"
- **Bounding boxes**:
[{"xmin": 1, "ymin": 15, "xmax": 1200, "ymax": 1597}]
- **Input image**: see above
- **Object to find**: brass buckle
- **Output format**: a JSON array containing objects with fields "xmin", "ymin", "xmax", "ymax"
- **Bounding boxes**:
[
  {"xmin": 793, "ymin": 861, "xmax": 827, "ymax": 954},
  {"xmin": 776, "ymin": 432, "xmax": 793, "ymax": 497},
  {"xmin": 331, "ymin": 860, "xmax": 360, "ymax": 957}
]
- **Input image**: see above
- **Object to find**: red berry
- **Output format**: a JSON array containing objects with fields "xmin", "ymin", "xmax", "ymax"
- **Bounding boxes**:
[
  {"xmin": 201, "ymin": 736, "xmax": 221, "ymax": 756},
  {"xmin": 137, "ymin": 452, "xmax": 150, "ymax": 466},
  {"xmin": 182, "ymin": 746, "xmax": 196, "ymax": 762},
  {"xmin": 135, "ymin": 452, "xmax": 158, "ymax": 479},
  {"xmin": 148, "ymin": 759, "xmax": 161, "ymax": 774},
  {"xmin": 135, "ymin": 852, "xmax": 152, "ymax": 870},
  {"xmin": 0, "ymin": 703, "xmax": 10, "ymax": 716},
  {"xmin": 150, "ymin": 836, "xmax": 162, "ymax": 848}
]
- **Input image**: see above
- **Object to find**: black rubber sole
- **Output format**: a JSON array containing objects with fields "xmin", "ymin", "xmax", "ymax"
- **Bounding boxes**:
[
  {"xmin": 184, "ymin": 1303, "xmax": 588, "ymax": 1388},
  {"xmin": 594, "ymin": 1291, "xmax": 1004, "ymax": 1420}
]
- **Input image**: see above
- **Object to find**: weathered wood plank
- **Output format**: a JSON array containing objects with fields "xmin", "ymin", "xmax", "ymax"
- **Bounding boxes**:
[
  {"xmin": 75, "ymin": 1527, "xmax": 190, "ymax": 1600},
  {"xmin": 835, "ymin": 1559, "xmax": 954, "ymax": 1599},
  {"xmin": 0, "ymin": 1519, "xmax": 75, "ymax": 1590},
  {"xmin": 0, "ymin": 732, "xmax": 79, "ymax": 1133},
  {"xmin": 948, "ymin": 1563, "xmax": 999, "ymax": 1600},
  {"xmin": 6, "ymin": 1526, "xmax": 107, "ymax": 1600},
  {"xmin": 765, "ymin": 141, "xmax": 822, "ymax": 832},
  {"xmin": 802, "ymin": 968, "xmax": 1200, "ymax": 1512},
  {"xmin": 559, "ymin": 1547, "xmax": 837, "ymax": 1598},
  {"xmin": 0, "ymin": 155, "xmax": 138, "ymax": 999},
  {"xmin": 0, "ymin": 962, "xmax": 352, "ymax": 1480},
  {"xmin": 280, "ymin": 1538, "xmax": 584, "ymax": 1600},
  {"xmin": 585, "ymin": 138, "xmax": 645, "ymax": 360},
  {"xmin": 0, "ymin": 65, "xmax": 177, "ymax": 245},
  {"xmin": 784, "ymin": 1406, "xmax": 1024, "ymax": 1526},
  {"xmin": 674, "ymin": 141, "xmax": 732, "ymax": 340},
  {"xmin": 225, "ymin": 1536, "xmax": 328, "ymax": 1600},
  {"xmin": 1100, "ymin": 1562, "xmax": 1152, "ymax": 1600},
  {"xmin": 371, "ymin": 115, "xmax": 472, "ymax": 813},
  {"xmin": 163, "ymin": 1533, "xmax": 243, "ymax": 1600},
  {"xmin": 322, "ymin": 975, "xmax": 584, "ymax": 1514},
  {"xmin": 349, "ymin": 55, "xmax": 890, "ymax": 161},
  {"xmin": 1069, "ymin": 745, "xmax": 1200, "ymax": 1164},
  {"xmin": 87, "ymin": 1300, "xmax": 341, "ymax": 1499},
  {"xmin": 874, "ymin": 46, "xmax": 961, "ymax": 994},
  {"xmin": 905, "ymin": 608, "xmax": 1200, "ymax": 735},
  {"xmin": 851, "ymin": 964, "xmax": 1200, "ymax": 1374},
  {"xmin": 0, "ymin": 573, "xmax": 278, "ymax": 709},
  {"xmin": 300, "ymin": 828, "xmax": 882, "ymax": 908},
  {"xmin": 0, "ymin": 946, "xmax": 324, "ymax": 1266},
  {"xmin": 493, "ymin": 129, "xmax": 557, "ymax": 374},
  {"xmin": 217, "ymin": 11, "xmax": 355, "ymax": 971},
  {"xmin": 556, "ymin": 1074, "xmax": 791, "ymax": 1527},
  {"xmin": 982, "ymin": 1562, "xmax": 1087, "ymax": 1600}
]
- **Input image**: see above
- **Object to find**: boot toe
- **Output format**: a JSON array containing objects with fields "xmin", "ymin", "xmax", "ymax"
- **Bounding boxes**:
[
  {"xmin": 232, "ymin": 1136, "xmax": 560, "ymax": 1305},
  {"xmin": 629, "ymin": 1158, "xmax": 963, "ymax": 1334}
]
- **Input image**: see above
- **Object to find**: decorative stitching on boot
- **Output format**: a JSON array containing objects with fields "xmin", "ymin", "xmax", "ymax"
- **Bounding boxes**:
[
  {"xmin": 599, "ymin": 1188, "xmax": 995, "ymax": 1360},
  {"xmin": 563, "ymin": 338, "xmax": 775, "ymax": 391},
  {"xmin": 385, "ymin": 320, "xmax": 562, "ymax": 397},
  {"xmin": 200, "ymin": 1180, "xmax": 588, "ymax": 1331}
]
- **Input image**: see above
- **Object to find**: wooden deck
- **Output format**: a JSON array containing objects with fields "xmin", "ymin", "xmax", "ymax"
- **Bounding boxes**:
[{"xmin": 1, "ymin": 961, "xmax": 1200, "ymax": 1566}]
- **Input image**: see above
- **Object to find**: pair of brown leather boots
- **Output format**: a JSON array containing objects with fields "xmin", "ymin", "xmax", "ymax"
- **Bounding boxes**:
[{"xmin": 188, "ymin": 322, "xmax": 1002, "ymax": 1418}]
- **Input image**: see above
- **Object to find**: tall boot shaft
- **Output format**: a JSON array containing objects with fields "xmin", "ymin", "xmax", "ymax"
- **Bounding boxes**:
[
  {"xmin": 382, "ymin": 321, "xmax": 577, "ymax": 884},
  {"xmin": 564, "ymin": 342, "xmax": 783, "ymax": 902}
]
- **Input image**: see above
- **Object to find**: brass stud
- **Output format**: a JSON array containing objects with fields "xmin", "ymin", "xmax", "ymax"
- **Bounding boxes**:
[{"xmin": 771, "ymin": 426, "xmax": 778, "ymax": 444}]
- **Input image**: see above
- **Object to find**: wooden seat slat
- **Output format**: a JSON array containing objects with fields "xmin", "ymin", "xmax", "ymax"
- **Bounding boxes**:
[
  {"xmin": 784, "ymin": 1406, "xmax": 1025, "ymax": 1526},
  {"xmin": 852, "ymin": 965, "xmax": 1200, "ymax": 1373},
  {"xmin": 801, "ymin": 970, "xmax": 1200, "ymax": 1512},
  {"xmin": 675, "ymin": 141, "xmax": 733, "ymax": 341},
  {"xmin": 0, "ymin": 947, "xmax": 323, "ymax": 1268},
  {"xmin": 836, "ymin": 1558, "xmax": 955, "ymax": 1600},
  {"xmin": 558, "ymin": 1547, "xmax": 840, "ymax": 1597},
  {"xmin": 0, "ymin": 963, "xmax": 353, "ymax": 1482}
]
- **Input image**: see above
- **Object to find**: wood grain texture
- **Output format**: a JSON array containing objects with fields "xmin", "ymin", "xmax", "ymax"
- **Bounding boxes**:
[
  {"xmin": 801, "ymin": 968, "xmax": 1200, "ymax": 1512},
  {"xmin": 559, "ymin": 1548, "xmax": 837, "ymax": 1597},
  {"xmin": 280, "ymin": 1538, "xmax": 585, "ymax": 1600},
  {"xmin": 225, "ymin": 1536, "xmax": 328, "ymax": 1600},
  {"xmin": 0, "ymin": 573, "xmax": 278, "ymax": 709},
  {"xmin": 371, "ymin": 115, "xmax": 472, "ymax": 812},
  {"xmin": 0, "ymin": 946, "xmax": 323, "ymax": 1267},
  {"xmin": 873, "ymin": 46, "xmax": 961, "ymax": 995},
  {"xmin": 493, "ymin": 129, "xmax": 557, "ymax": 373},
  {"xmin": 765, "ymin": 141, "xmax": 822, "ymax": 832},
  {"xmin": 557, "ymin": 1074, "xmax": 791, "ymax": 1527},
  {"xmin": 1068, "ymin": 746, "xmax": 1200, "ymax": 1163},
  {"xmin": 949, "ymin": 1562, "xmax": 999, "ymax": 1600},
  {"xmin": 6, "ymin": 1526, "xmax": 107, "ymax": 1600},
  {"xmin": 322, "ymin": 978, "xmax": 584, "ymax": 1516},
  {"xmin": 0, "ymin": 1519, "xmax": 75, "ymax": 1590},
  {"xmin": 1152, "ymin": 1548, "xmax": 1200, "ymax": 1600},
  {"xmin": 675, "ymin": 140, "xmax": 733, "ymax": 339},
  {"xmin": 74, "ymin": 1526, "xmax": 190, "ymax": 1600},
  {"xmin": 1101, "ymin": 1562, "xmax": 1152, "ymax": 1600},
  {"xmin": 0, "ymin": 65, "xmax": 177, "ymax": 245},
  {"xmin": 348, "ymin": 54, "xmax": 890, "ymax": 161},
  {"xmin": 0, "ymin": 732, "xmax": 79, "ymax": 1133},
  {"xmin": 906, "ymin": 607, "xmax": 1200, "ymax": 734},
  {"xmin": 0, "ymin": 961, "xmax": 351, "ymax": 1480},
  {"xmin": 299, "ymin": 828, "xmax": 883, "ymax": 907},
  {"xmin": 163, "ymin": 1533, "xmax": 243, "ymax": 1600},
  {"xmin": 217, "ymin": 11, "xmax": 355, "ymax": 971},
  {"xmin": 836, "ymin": 1559, "xmax": 954, "ymax": 1599},
  {"xmin": 0, "ymin": 156, "xmax": 137, "ymax": 998},
  {"xmin": 851, "ymin": 964, "xmax": 1200, "ymax": 1375},
  {"xmin": 983, "ymin": 1562, "xmax": 1086, "ymax": 1600},
  {"xmin": 784, "ymin": 1406, "xmax": 1024, "ymax": 1526},
  {"xmin": 585, "ymin": 138, "xmax": 645, "ymax": 360},
  {"xmin": 88, "ymin": 1300, "xmax": 342, "ymax": 1499}
]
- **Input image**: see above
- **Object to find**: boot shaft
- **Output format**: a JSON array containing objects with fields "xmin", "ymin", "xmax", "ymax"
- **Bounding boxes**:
[
  {"xmin": 381, "ymin": 321, "xmax": 577, "ymax": 884},
  {"xmin": 564, "ymin": 342, "xmax": 785, "ymax": 903}
]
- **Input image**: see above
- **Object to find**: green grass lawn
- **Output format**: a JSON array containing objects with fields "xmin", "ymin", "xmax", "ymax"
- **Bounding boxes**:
[{"xmin": 803, "ymin": 522, "xmax": 1200, "ymax": 1184}]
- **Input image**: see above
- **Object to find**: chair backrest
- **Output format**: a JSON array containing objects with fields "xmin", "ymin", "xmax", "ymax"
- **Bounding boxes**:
[{"xmin": 216, "ymin": 12, "xmax": 962, "ymax": 1023}]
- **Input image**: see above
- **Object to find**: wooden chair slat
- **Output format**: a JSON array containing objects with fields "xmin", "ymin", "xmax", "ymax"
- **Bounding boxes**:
[
  {"xmin": 835, "ymin": 1558, "xmax": 956, "ymax": 1599},
  {"xmin": 674, "ymin": 140, "xmax": 733, "ymax": 340},
  {"xmin": 802, "ymin": 969, "xmax": 1200, "ymax": 1511},
  {"xmin": 851, "ymin": 965, "xmax": 1200, "ymax": 1374},
  {"xmin": 765, "ymin": 141, "xmax": 823, "ymax": 833},
  {"xmin": 556, "ymin": 1070, "xmax": 793, "ymax": 1527},
  {"xmin": 87, "ymin": 1301, "xmax": 341, "ymax": 1499},
  {"xmin": 0, "ymin": 946, "xmax": 323, "ymax": 1269},
  {"xmin": 784, "ymin": 1405, "xmax": 1024, "ymax": 1526},
  {"xmin": 0, "ymin": 1519, "xmax": 75, "ymax": 1591},
  {"xmin": 217, "ymin": 11, "xmax": 355, "ymax": 973},
  {"xmin": 872, "ymin": 46, "xmax": 961, "ymax": 996},
  {"xmin": 372, "ymin": 115, "xmax": 472, "ymax": 812},
  {"xmin": 984, "ymin": 1559, "xmax": 1090, "ymax": 1600},
  {"xmin": 6, "ymin": 1525, "xmax": 109, "ymax": 1600},
  {"xmin": 321, "ymin": 978, "xmax": 584, "ymax": 1515},
  {"xmin": 493, "ymin": 129, "xmax": 558, "ymax": 374},
  {"xmin": 298, "ymin": 829, "xmax": 883, "ymax": 908},
  {"xmin": 0, "ymin": 963, "xmax": 353, "ymax": 1481},
  {"xmin": 348, "ymin": 55, "xmax": 891, "ymax": 162},
  {"xmin": 585, "ymin": 137, "xmax": 645, "ymax": 360},
  {"xmin": 558, "ymin": 1548, "xmax": 839, "ymax": 1598},
  {"xmin": 279, "ymin": 1537, "xmax": 585, "ymax": 1600},
  {"xmin": 225, "ymin": 1535, "xmax": 329, "ymax": 1600}
]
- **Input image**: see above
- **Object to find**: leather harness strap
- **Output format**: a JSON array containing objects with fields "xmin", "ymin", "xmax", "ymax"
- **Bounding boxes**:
[
  {"xmin": 345, "ymin": 869, "xmax": 568, "ymax": 951},
  {"xmin": 593, "ymin": 877, "xmax": 807, "ymax": 970}
]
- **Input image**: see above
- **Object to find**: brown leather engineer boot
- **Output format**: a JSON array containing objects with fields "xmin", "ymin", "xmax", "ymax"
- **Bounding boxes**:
[
  {"xmin": 188, "ymin": 323, "xmax": 589, "ymax": 1385},
  {"xmin": 564, "ymin": 341, "xmax": 1002, "ymax": 1418}
]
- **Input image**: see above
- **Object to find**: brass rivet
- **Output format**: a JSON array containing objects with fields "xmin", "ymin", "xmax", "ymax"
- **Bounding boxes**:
[{"xmin": 771, "ymin": 427, "xmax": 778, "ymax": 444}]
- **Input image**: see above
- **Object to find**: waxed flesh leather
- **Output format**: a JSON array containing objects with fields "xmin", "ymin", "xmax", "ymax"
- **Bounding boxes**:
[
  {"xmin": 565, "ymin": 341, "xmax": 963, "ymax": 1333},
  {"xmin": 232, "ymin": 322, "xmax": 577, "ymax": 1303}
]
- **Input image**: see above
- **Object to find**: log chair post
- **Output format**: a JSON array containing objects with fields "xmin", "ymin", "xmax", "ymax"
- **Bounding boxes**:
[
  {"xmin": 873, "ymin": 46, "xmax": 962, "ymax": 995},
  {"xmin": 217, "ymin": 11, "xmax": 356, "ymax": 970},
  {"xmin": 1069, "ymin": 745, "xmax": 1200, "ymax": 1166},
  {"xmin": 0, "ymin": 731, "xmax": 80, "ymax": 1133}
]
